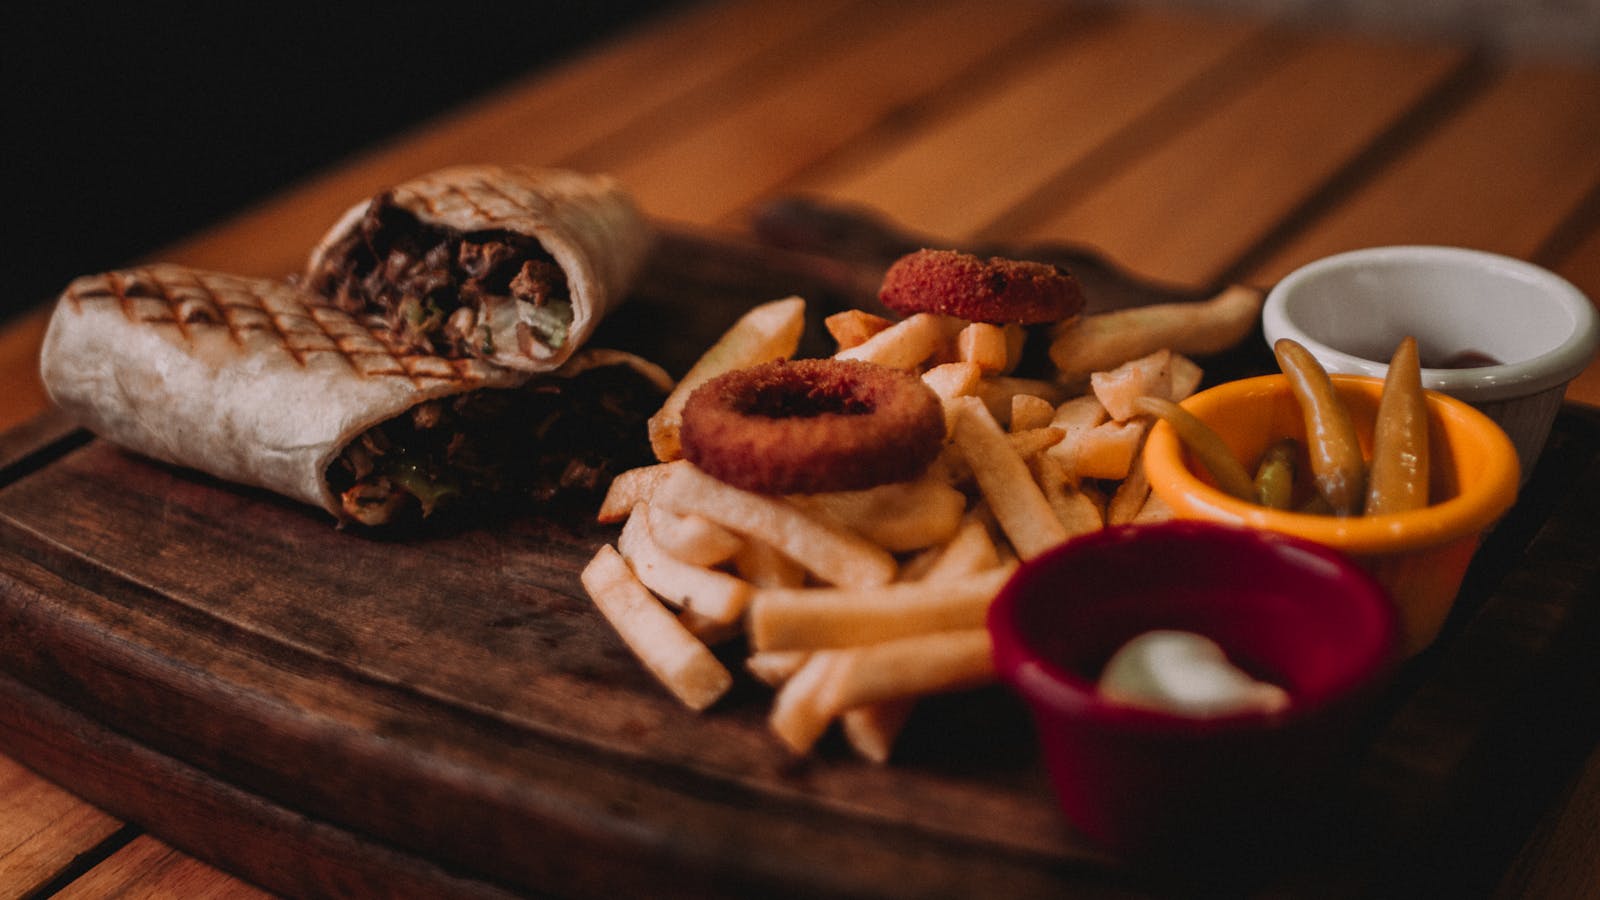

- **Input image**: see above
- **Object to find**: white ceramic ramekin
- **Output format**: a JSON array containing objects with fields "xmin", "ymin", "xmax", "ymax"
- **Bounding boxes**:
[{"xmin": 1262, "ymin": 246, "xmax": 1599, "ymax": 477}]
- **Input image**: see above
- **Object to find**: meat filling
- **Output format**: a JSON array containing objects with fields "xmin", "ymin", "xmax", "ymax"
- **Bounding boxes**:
[
  {"xmin": 327, "ymin": 363, "xmax": 660, "ymax": 527},
  {"xmin": 307, "ymin": 195, "xmax": 574, "ymax": 359}
]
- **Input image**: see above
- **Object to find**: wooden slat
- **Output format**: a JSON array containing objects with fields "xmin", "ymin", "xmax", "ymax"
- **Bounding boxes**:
[
  {"xmin": 1014, "ymin": 29, "xmax": 1469, "ymax": 289},
  {"xmin": 0, "ymin": 309, "xmax": 50, "ymax": 435},
  {"xmin": 1247, "ymin": 61, "xmax": 1600, "ymax": 285},
  {"xmin": 593, "ymin": 0, "xmax": 1069, "ymax": 227},
  {"xmin": 0, "ymin": 756, "xmax": 123, "ymax": 898},
  {"xmin": 159, "ymin": 0, "xmax": 859, "ymax": 279},
  {"xmin": 799, "ymin": 5, "xmax": 1264, "ymax": 241},
  {"xmin": 52, "ymin": 836, "xmax": 273, "ymax": 900}
]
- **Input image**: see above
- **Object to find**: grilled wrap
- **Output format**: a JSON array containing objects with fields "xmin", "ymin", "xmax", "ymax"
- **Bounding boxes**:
[
  {"xmin": 304, "ymin": 165, "xmax": 652, "ymax": 372},
  {"xmin": 40, "ymin": 264, "xmax": 667, "ymax": 526}
]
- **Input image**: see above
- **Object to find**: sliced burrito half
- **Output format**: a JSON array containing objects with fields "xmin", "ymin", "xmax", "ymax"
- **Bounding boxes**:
[
  {"xmin": 303, "ymin": 165, "xmax": 653, "ymax": 372},
  {"xmin": 40, "ymin": 264, "xmax": 668, "ymax": 526}
]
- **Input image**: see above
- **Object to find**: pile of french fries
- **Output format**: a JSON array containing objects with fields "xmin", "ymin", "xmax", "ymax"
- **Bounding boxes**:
[{"xmin": 580, "ymin": 284, "xmax": 1263, "ymax": 761}]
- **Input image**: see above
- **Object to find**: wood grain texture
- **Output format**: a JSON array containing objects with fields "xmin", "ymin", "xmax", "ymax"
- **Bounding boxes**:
[
  {"xmin": 4, "ymin": 1, "xmax": 1599, "ymax": 894},
  {"xmin": 0, "ymin": 309, "xmax": 49, "ymax": 435},
  {"xmin": 1016, "ymin": 30, "xmax": 1471, "ymax": 289},
  {"xmin": 52, "ymin": 836, "xmax": 272, "ymax": 900},
  {"xmin": 598, "ymin": 0, "xmax": 1071, "ymax": 226},
  {"xmin": 0, "ymin": 756, "xmax": 123, "ymax": 899},
  {"xmin": 0, "ymin": 229, "xmax": 1597, "ymax": 898},
  {"xmin": 800, "ymin": 6, "xmax": 1265, "ymax": 243},
  {"xmin": 1247, "ymin": 61, "xmax": 1600, "ymax": 284}
]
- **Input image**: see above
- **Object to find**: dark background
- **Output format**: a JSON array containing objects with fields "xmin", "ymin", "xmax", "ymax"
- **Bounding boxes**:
[{"xmin": 7, "ymin": 2, "xmax": 689, "ymax": 322}]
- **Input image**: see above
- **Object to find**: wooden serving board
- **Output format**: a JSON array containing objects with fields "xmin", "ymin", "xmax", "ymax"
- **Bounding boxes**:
[{"xmin": 1, "ymin": 218, "xmax": 1597, "ymax": 899}]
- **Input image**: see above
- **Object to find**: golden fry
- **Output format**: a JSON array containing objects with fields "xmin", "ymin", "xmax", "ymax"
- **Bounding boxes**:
[
  {"xmin": 815, "ymin": 629, "xmax": 995, "ymax": 717},
  {"xmin": 834, "ymin": 312, "xmax": 945, "ymax": 369},
  {"xmin": 790, "ymin": 478, "xmax": 967, "ymax": 553},
  {"xmin": 654, "ymin": 463, "xmax": 897, "ymax": 588},
  {"xmin": 1049, "ymin": 285, "xmax": 1262, "ymax": 383},
  {"xmin": 618, "ymin": 509, "xmax": 752, "ymax": 624},
  {"xmin": 730, "ymin": 536, "xmax": 807, "ymax": 589},
  {"xmin": 598, "ymin": 460, "xmax": 686, "ymax": 523},
  {"xmin": 769, "ymin": 651, "xmax": 844, "ymax": 754},
  {"xmin": 648, "ymin": 297, "xmax": 806, "ymax": 461},
  {"xmin": 644, "ymin": 503, "xmax": 744, "ymax": 567},
  {"xmin": 842, "ymin": 700, "xmax": 916, "ymax": 764},
  {"xmin": 580, "ymin": 545, "xmax": 732, "ymax": 711},
  {"xmin": 948, "ymin": 396, "xmax": 1069, "ymax": 559},
  {"xmin": 956, "ymin": 321, "xmax": 1009, "ymax": 374},
  {"xmin": 825, "ymin": 309, "xmax": 894, "ymax": 351},
  {"xmin": 1009, "ymin": 393, "xmax": 1057, "ymax": 432},
  {"xmin": 747, "ymin": 566, "xmax": 1014, "ymax": 652}
]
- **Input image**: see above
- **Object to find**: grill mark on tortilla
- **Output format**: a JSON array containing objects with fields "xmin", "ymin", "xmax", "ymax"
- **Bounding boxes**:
[{"xmin": 68, "ymin": 264, "xmax": 504, "ymax": 394}]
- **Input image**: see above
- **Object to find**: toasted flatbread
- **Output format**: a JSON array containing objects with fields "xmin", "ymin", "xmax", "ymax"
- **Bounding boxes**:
[
  {"xmin": 304, "ymin": 165, "xmax": 653, "ymax": 373},
  {"xmin": 40, "ymin": 264, "xmax": 664, "ymax": 525}
]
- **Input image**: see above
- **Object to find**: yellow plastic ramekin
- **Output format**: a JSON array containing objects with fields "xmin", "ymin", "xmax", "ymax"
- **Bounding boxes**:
[{"xmin": 1143, "ymin": 374, "xmax": 1520, "ymax": 656}]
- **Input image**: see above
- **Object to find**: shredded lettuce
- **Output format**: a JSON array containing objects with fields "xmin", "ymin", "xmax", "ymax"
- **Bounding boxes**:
[{"xmin": 522, "ymin": 299, "xmax": 574, "ymax": 350}]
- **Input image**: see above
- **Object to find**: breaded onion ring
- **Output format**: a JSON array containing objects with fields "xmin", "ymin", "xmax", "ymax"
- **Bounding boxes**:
[
  {"xmin": 878, "ymin": 248, "xmax": 1085, "ymax": 324},
  {"xmin": 679, "ymin": 358, "xmax": 945, "ymax": 494}
]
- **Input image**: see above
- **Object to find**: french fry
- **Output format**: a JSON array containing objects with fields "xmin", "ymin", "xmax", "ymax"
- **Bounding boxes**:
[
  {"xmin": 1091, "ymin": 349, "xmax": 1175, "ymax": 421},
  {"xmin": 949, "ymin": 396, "xmax": 1068, "ymax": 559},
  {"xmin": 790, "ymin": 478, "xmax": 967, "ymax": 553},
  {"xmin": 842, "ymin": 699, "xmax": 916, "ymax": 764},
  {"xmin": 769, "ymin": 651, "xmax": 843, "ymax": 754},
  {"xmin": 1002, "ymin": 323, "xmax": 1027, "ymax": 375},
  {"xmin": 598, "ymin": 460, "xmax": 686, "ymax": 522},
  {"xmin": 648, "ymin": 296, "xmax": 807, "ymax": 461},
  {"xmin": 1007, "ymin": 426, "xmax": 1066, "ymax": 460},
  {"xmin": 580, "ymin": 545, "xmax": 732, "ymax": 711},
  {"xmin": 730, "ymin": 536, "xmax": 808, "ymax": 588},
  {"xmin": 956, "ymin": 322, "xmax": 1009, "ymax": 374},
  {"xmin": 919, "ymin": 514, "xmax": 1003, "ymax": 581},
  {"xmin": 921, "ymin": 361, "xmax": 984, "ymax": 402},
  {"xmin": 1170, "ymin": 353, "xmax": 1203, "ymax": 402},
  {"xmin": 1043, "ymin": 395, "xmax": 1108, "ymax": 482},
  {"xmin": 816, "ymin": 630, "xmax": 995, "ymax": 717},
  {"xmin": 653, "ymin": 462, "xmax": 897, "ymax": 588},
  {"xmin": 1132, "ymin": 488, "xmax": 1175, "ymax": 523},
  {"xmin": 834, "ymin": 312, "xmax": 945, "ymax": 369},
  {"xmin": 976, "ymin": 376, "xmax": 1070, "ymax": 427},
  {"xmin": 644, "ymin": 503, "xmax": 744, "ymax": 567},
  {"xmin": 825, "ymin": 309, "xmax": 894, "ymax": 351},
  {"xmin": 747, "ymin": 566, "xmax": 1014, "ymax": 652},
  {"xmin": 1049, "ymin": 285, "xmax": 1263, "ymax": 383},
  {"xmin": 618, "ymin": 507, "xmax": 752, "ymax": 624},
  {"xmin": 1106, "ymin": 452, "xmax": 1151, "ymax": 526},
  {"xmin": 1030, "ymin": 454, "xmax": 1104, "ymax": 537},
  {"xmin": 679, "ymin": 607, "xmax": 744, "ymax": 646},
  {"xmin": 1071, "ymin": 418, "xmax": 1150, "ymax": 481},
  {"xmin": 747, "ymin": 650, "xmax": 810, "ymax": 686},
  {"xmin": 1010, "ymin": 393, "xmax": 1057, "ymax": 432}
]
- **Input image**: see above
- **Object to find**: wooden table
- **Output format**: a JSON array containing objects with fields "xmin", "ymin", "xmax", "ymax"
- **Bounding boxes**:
[{"xmin": 3, "ymin": 0, "xmax": 1597, "ymax": 896}]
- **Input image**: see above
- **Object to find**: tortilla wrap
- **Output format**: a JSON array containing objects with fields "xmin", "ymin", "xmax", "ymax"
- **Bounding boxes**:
[
  {"xmin": 39, "ymin": 264, "xmax": 666, "ymax": 524},
  {"xmin": 304, "ymin": 164, "xmax": 653, "ymax": 373}
]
